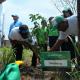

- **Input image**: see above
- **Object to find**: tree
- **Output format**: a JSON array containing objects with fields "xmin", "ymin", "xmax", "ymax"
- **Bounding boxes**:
[
  {"xmin": 51, "ymin": 0, "xmax": 77, "ymax": 14},
  {"xmin": 29, "ymin": 14, "xmax": 45, "ymax": 26}
]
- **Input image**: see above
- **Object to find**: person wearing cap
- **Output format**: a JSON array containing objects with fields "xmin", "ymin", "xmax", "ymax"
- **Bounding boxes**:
[
  {"xmin": 62, "ymin": 8, "xmax": 73, "ymax": 18},
  {"xmin": 50, "ymin": 15, "xmax": 80, "ymax": 67},
  {"xmin": 9, "ymin": 14, "xmax": 22, "ymax": 34},
  {"xmin": 62, "ymin": 8, "xmax": 75, "ymax": 60},
  {"xmin": 8, "ymin": 24, "xmax": 39, "ymax": 67}
]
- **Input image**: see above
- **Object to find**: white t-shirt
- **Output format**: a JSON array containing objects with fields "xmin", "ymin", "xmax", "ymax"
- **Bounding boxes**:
[
  {"xmin": 58, "ymin": 15, "xmax": 78, "ymax": 40},
  {"xmin": 8, "ymin": 27, "xmax": 28, "ymax": 41}
]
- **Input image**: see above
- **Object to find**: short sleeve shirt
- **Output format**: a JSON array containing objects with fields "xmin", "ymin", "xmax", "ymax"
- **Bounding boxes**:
[
  {"xmin": 58, "ymin": 15, "xmax": 78, "ymax": 40},
  {"xmin": 8, "ymin": 27, "xmax": 28, "ymax": 42},
  {"xmin": 9, "ymin": 20, "xmax": 22, "ymax": 33}
]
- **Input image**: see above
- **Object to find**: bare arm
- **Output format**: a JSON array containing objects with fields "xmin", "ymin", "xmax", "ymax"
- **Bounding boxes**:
[{"xmin": 50, "ymin": 39, "xmax": 64, "ymax": 51}]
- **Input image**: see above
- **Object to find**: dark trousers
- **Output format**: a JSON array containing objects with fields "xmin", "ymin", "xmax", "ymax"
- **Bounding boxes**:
[
  {"xmin": 61, "ymin": 35, "xmax": 75, "ymax": 59},
  {"xmin": 31, "ymin": 53, "xmax": 37, "ymax": 67},
  {"xmin": 10, "ymin": 40, "xmax": 38, "ymax": 67},
  {"xmin": 49, "ymin": 36, "xmax": 59, "ymax": 50},
  {"xmin": 10, "ymin": 41, "xmax": 23, "ymax": 60}
]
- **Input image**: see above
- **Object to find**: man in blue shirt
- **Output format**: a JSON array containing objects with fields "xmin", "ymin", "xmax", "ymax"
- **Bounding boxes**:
[{"xmin": 9, "ymin": 14, "xmax": 22, "ymax": 33}]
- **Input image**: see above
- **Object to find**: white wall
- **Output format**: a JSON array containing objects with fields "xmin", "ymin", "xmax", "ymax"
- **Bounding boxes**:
[{"xmin": 0, "ymin": 3, "xmax": 3, "ymax": 47}]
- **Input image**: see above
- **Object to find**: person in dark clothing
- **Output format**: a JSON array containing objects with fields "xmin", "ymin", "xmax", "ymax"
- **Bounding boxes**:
[{"xmin": 62, "ymin": 8, "xmax": 73, "ymax": 18}]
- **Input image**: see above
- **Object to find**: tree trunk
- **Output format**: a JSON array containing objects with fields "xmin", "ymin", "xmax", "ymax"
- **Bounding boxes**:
[
  {"xmin": 77, "ymin": 0, "xmax": 80, "ymax": 40},
  {"xmin": 77, "ymin": 0, "xmax": 80, "ymax": 68}
]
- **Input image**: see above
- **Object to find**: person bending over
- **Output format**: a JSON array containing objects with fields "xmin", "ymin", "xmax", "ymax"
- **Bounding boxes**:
[{"xmin": 8, "ymin": 25, "xmax": 39, "ymax": 67}]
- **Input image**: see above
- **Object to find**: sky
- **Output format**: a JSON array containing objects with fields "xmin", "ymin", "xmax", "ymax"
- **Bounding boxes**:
[{"xmin": 1, "ymin": 0, "xmax": 62, "ymax": 40}]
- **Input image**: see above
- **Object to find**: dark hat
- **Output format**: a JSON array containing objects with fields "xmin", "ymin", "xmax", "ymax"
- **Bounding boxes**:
[
  {"xmin": 11, "ymin": 14, "xmax": 18, "ymax": 17},
  {"xmin": 62, "ymin": 8, "xmax": 71, "ymax": 13}
]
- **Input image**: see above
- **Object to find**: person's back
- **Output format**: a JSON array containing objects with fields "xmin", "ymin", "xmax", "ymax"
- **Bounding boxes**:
[
  {"xmin": 50, "ymin": 15, "xmax": 78, "ymax": 47},
  {"xmin": 9, "ymin": 27, "xmax": 25, "ymax": 41},
  {"xmin": 58, "ymin": 15, "xmax": 78, "ymax": 40},
  {"xmin": 66, "ymin": 15, "xmax": 78, "ymax": 35}
]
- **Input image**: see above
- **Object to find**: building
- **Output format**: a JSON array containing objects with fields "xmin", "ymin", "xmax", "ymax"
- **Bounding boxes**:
[{"xmin": 0, "ymin": 0, "xmax": 6, "ymax": 47}]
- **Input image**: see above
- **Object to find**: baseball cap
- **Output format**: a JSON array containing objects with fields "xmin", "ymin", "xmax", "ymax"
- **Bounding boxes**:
[
  {"xmin": 62, "ymin": 7, "xmax": 71, "ymax": 12},
  {"xmin": 11, "ymin": 14, "xmax": 18, "ymax": 17},
  {"xmin": 51, "ymin": 16, "xmax": 64, "ymax": 27}
]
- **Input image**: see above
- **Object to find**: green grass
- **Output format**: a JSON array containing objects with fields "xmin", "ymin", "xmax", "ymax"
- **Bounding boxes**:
[
  {"xmin": 22, "ymin": 49, "xmax": 33, "ymax": 65},
  {"xmin": 0, "ymin": 47, "xmax": 32, "ymax": 66}
]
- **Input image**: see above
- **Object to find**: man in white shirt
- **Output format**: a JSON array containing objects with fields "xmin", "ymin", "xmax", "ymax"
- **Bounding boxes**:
[
  {"xmin": 50, "ymin": 15, "xmax": 80, "ymax": 67},
  {"xmin": 8, "ymin": 25, "xmax": 39, "ymax": 67}
]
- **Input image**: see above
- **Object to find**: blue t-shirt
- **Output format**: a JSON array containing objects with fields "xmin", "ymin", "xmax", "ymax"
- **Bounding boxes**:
[{"xmin": 9, "ymin": 20, "xmax": 22, "ymax": 33}]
